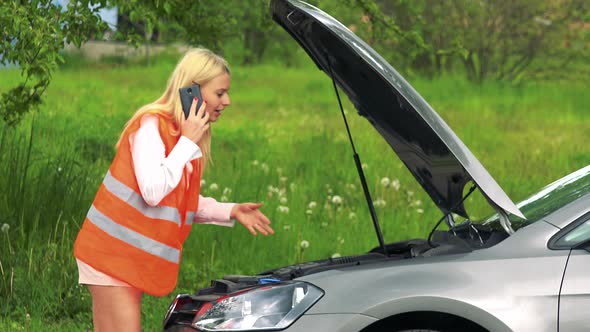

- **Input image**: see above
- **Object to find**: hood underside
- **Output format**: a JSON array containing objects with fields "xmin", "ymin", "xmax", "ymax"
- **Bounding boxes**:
[{"xmin": 271, "ymin": 0, "xmax": 524, "ymax": 219}]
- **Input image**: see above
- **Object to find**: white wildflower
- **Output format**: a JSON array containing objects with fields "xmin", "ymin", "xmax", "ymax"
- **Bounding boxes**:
[
  {"xmin": 321, "ymin": 222, "xmax": 328, "ymax": 227},
  {"xmin": 1, "ymin": 223, "xmax": 9, "ymax": 233},
  {"xmin": 346, "ymin": 183, "xmax": 356, "ymax": 191},
  {"xmin": 251, "ymin": 160, "xmax": 259, "ymax": 166},
  {"xmin": 348, "ymin": 212, "xmax": 357, "ymax": 219},
  {"xmin": 407, "ymin": 190, "xmax": 414, "ymax": 197},
  {"xmin": 331, "ymin": 195, "xmax": 343, "ymax": 205},
  {"xmin": 414, "ymin": 200, "xmax": 422, "ymax": 206},
  {"xmin": 534, "ymin": 16, "xmax": 552, "ymax": 26},
  {"xmin": 57, "ymin": 167, "xmax": 63, "ymax": 173},
  {"xmin": 279, "ymin": 176, "xmax": 288, "ymax": 183},
  {"xmin": 289, "ymin": 183, "xmax": 296, "ymax": 192},
  {"xmin": 306, "ymin": 209, "xmax": 313, "ymax": 215},
  {"xmin": 209, "ymin": 183, "xmax": 219, "ymax": 191},
  {"xmin": 260, "ymin": 163, "xmax": 269, "ymax": 174},
  {"xmin": 300, "ymin": 240, "xmax": 310, "ymax": 249},
  {"xmin": 277, "ymin": 205, "xmax": 290, "ymax": 214},
  {"xmin": 392, "ymin": 179, "xmax": 400, "ymax": 191},
  {"xmin": 331, "ymin": 253, "xmax": 341, "ymax": 258},
  {"xmin": 223, "ymin": 187, "xmax": 232, "ymax": 195},
  {"xmin": 276, "ymin": 167, "xmax": 283, "ymax": 175},
  {"xmin": 200, "ymin": 179, "xmax": 207, "ymax": 187},
  {"xmin": 380, "ymin": 177, "xmax": 390, "ymax": 187},
  {"xmin": 267, "ymin": 185, "xmax": 278, "ymax": 197},
  {"xmin": 374, "ymin": 198, "xmax": 386, "ymax": 208},
  {"xmin": 280, "ymin": 197, "xmax": 288, "ymax": 204},
  {"xmin": 220, "ymin": 196, "xmax": 229, "ymax": 202},
  {"xmin": 361, "ymin": 163, "xmax": 368, "ymax": 169},
  {"xmin": 416, "ymin": 208, "xmax": 424, "ymax": 214},
  {"xmin": 308, "ymin": 201, "xmax": 317, "ymax": 209},
  {"xmin": 283, "ymin": 225, "xmax": 291, "ymax": 231}
]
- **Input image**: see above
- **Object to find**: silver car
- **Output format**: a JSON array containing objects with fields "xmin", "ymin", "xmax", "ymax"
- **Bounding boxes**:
[{"xmin": 163, "ymin": 0, "xmax": 590, "ymax": 331}]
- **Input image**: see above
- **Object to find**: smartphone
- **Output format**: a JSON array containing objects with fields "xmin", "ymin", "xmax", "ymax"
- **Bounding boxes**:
[{"xmin": 179, "ymin": 83, "xmax": 204, "ymax": 119}]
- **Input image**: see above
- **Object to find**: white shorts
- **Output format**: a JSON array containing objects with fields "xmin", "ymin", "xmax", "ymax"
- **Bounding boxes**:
[{"xmin": 76, "ymin": 258, "xmax": 131, "ymax": 287}]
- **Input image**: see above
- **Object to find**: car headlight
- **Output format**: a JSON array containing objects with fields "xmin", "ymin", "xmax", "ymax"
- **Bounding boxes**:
[{"xmin": 192, "ymin": 281, "xmax": 324, "ymax": 331}]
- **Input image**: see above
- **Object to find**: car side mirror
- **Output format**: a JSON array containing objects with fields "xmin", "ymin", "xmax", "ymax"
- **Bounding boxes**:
[{"xmin": 573, "ymin": 238, "xmax": 590, "ymax": 253}]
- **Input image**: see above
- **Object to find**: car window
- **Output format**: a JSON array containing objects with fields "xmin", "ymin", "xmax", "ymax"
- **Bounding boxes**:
[
  {"xmin": 551, "ymin": 213, "xmax": 590, "ymax": 249},
  {"xmin": 560, "ymin": 221, "xmax": 590, "ymax": 244}
]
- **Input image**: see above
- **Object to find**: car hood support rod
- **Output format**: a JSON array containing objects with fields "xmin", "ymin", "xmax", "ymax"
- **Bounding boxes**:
[{"xmin": 326, "ymin": 54, "xmax": 387, "ymax": 256}]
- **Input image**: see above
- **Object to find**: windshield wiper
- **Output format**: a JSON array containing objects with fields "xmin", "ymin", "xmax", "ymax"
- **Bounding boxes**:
[{"xmin": 326, "ymin": 55, "xmax": 387, "ymax": 256}]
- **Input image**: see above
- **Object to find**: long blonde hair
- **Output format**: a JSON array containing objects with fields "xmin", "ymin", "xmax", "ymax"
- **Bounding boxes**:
[{"xmin": 116, "ymin": 48, "xmax": 230, "ymax": 170}]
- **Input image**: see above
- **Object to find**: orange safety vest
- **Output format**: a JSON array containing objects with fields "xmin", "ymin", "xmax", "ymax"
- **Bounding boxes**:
[{"xmin": 74, "ymin": 113, "xmax": 201, "ymax": 296}]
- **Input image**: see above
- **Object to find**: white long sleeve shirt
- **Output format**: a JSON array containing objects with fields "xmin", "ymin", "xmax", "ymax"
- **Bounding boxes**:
[{"xmin": 129, "ymin": 114, "xmax": 235, "ymax": 227}]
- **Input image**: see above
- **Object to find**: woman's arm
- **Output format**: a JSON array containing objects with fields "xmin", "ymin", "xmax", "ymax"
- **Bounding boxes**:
[
  {"xmin": 196, "ymin": 198, "xmax": 274, "ymax": 235},
  {"xmin": 194, "ymin": 195, "xmax": 236, "ymax": 227},
  {"xmin": 131, "ymin": 114, "xmax": 201, "ymax": 206},
  {"xmin": 131, "ymin": 114, "xmax": 272, "ymax": 235}
]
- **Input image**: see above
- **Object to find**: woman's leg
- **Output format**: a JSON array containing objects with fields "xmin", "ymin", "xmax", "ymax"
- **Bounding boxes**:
[{"xmin": 87, "ymin": 285, "xmax": 143, "ymax": 332}]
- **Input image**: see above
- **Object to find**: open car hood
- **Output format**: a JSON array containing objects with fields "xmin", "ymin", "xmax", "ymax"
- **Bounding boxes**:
[{"xmin": 270, "ymin": 0, "xmax": 524, "ymax": 219}]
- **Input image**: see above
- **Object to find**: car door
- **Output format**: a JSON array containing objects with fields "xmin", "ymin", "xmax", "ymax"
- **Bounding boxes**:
[{"xmin": 550, "ymin": 212, "xmax": 590, "ymax": 332}]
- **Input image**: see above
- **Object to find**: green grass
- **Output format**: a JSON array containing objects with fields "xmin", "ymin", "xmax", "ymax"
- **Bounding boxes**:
[{"xmin": 0, "ymin": 54, "xmax": 588, "ymax": 331}]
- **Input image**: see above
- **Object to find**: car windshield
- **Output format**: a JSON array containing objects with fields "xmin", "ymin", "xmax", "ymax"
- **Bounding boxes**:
[{"xmin": 482, "ymin": 166, "xmax": 590, "ymax": 231}]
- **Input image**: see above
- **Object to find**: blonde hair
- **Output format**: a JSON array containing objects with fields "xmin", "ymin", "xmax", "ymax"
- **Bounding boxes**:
[{"xmin": 116, "ymin": 48, "xmax": 230, "ymax": 171}]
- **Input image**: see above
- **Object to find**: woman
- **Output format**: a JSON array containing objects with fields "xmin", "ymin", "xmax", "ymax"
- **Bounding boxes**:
[{"xmin": 73, "ymin": 48, "xmax": 274, "ymax": 331}]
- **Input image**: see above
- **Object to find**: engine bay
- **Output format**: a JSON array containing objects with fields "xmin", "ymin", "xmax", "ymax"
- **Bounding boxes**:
[{"xmin": 163, "ymin": 223, "xmax": 508, "ymax": 330}]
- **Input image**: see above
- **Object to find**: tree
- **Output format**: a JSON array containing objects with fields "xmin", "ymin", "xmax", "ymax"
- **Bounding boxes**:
[
  {"xmin": 349, "ymin": 0, "xmax": 588, "ymax": 82},
  {"xmin": 112, "ymin": 0, "xmax": 279, "ymax": 66},
  {"xmin": 443, "ymin": 0, "xmax": 588, "ymax": 82},
  {"xmin": 111, "ymin": 0, "xmax": 242, "ymax": 54},
  {"xmin": 0, "ymin": 0, "xmax": 257, "ymax": 126},
  {"xmin": 345, "ymin": 0, "xmax": 435, "ymax": 75},
  {"xmin": 0, "ymin": 0, "xmax": 109, "ymax": 126},
  {"xmin": 240, "ymin": 1, "xmax": 275, "ymax": 65}
]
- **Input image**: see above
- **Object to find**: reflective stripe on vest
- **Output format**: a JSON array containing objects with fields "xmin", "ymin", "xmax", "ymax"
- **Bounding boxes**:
[
  {"xmin": 87, "ymin": 205, "xmax": 180, "ymax": 263},
  {"xmin": 103, "ymin": 170, "xmax": 184, "ymax": 226}
]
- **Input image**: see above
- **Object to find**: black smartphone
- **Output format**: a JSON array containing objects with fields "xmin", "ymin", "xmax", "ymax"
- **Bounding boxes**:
[{"xmin": 179, "ymin": 83, "xmax": 204, "ymax": 119}]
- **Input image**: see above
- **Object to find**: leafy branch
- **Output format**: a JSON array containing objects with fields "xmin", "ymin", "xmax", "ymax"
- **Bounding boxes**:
[{"xmin": 0, "ymin": 0, "xmax": 108, "ymax": 126}]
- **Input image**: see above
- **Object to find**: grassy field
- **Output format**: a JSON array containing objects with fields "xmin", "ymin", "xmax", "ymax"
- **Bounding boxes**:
[{"xmin": 0, "ymin": 53, "xmax": 588, "ymax": 331}]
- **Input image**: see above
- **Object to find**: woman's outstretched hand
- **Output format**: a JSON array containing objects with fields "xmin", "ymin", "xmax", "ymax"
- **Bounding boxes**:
[{"xmin": 231, "ymin": 203, "xmax": 274, "ymax": 236}]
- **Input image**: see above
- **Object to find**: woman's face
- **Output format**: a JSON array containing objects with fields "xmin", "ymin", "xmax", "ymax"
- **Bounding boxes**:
[{"xmin": 200, "ymin": 72, "xmax": 231, "ymax": 123}]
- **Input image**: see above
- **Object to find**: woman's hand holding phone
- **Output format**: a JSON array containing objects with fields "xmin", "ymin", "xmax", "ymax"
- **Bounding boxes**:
[{"xmin": 180, "ymin": 97, "xmax": 210, "ymax": 144}]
